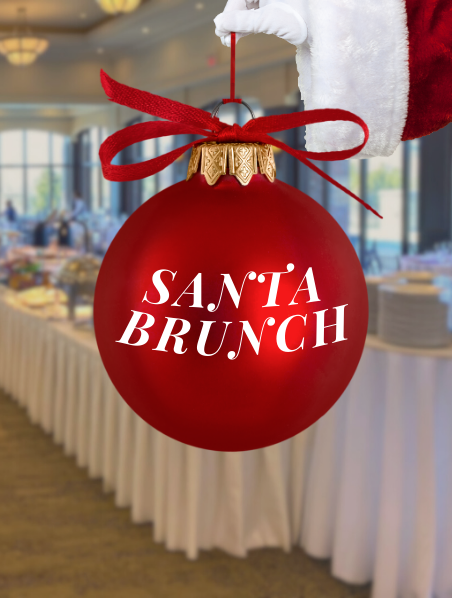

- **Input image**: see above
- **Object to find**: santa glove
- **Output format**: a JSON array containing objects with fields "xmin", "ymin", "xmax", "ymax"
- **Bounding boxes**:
[
  {"xmin": 214, "ymin": 1, "xmax": 307, "ymax": 48},
  {"xmin": 216, "ymin": 0, "xmax": 250, "ymax": 46}
]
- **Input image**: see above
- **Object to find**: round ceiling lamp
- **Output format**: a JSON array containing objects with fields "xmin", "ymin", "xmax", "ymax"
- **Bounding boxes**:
[
  {"xmin": 0, "ymin": 8, "xmax": 49, "ymax": 66},
  {"xmin": 97, "ymin": 0, "xmax": 142, "ymax": 14}
]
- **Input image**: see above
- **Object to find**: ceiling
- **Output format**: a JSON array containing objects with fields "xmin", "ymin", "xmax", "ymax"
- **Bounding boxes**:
[
  {"xmin": 0, "ymin": 0, "xmax": 298, "ymax": 122},
  {"xmin": 0, "ymin": 0, "xmax": 222, "ymax": 59}
]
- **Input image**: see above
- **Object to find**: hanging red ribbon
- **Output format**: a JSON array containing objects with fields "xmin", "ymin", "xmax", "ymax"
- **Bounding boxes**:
[{"xmin": 99, "ymin": 70, "xmax": 381, "ymax": 218}]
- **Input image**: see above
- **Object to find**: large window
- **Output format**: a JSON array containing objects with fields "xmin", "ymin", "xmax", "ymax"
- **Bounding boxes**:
[
  {"xmin": 359, "ymin": 141, "xmax": 420, "ymax": 271},
  {"xmin": 0, "ymin": 130, "xmax": 72, "ymax": 216},
  {"xmin": 363, "ymin": 146, "xmax": 404, "ymax": 271},
  {"xmin": 298, "ymin": 140, "xmax": 419, "ymax": 273},
  {"xmin": 312, "ymin": 159, "xmax": 362, "ymax": 257}
]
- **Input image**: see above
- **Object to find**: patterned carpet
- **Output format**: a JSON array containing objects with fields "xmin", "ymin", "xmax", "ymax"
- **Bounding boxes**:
[{"xmin": 0, "ymin": 392, "xmax": 371, "ymax": 598}]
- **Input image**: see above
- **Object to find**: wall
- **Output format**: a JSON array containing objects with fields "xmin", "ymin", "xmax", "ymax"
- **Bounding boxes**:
[
  {"xmin": 0, "ymin": 58, "xmax": 113, "ymax": 105},
  {"xmin": 112, "ymin": 21, "xmax": 300, "ymax": 108},
  {"xmin": 0, "ymin": 17, "xmax": 301, "ymax": 137}
]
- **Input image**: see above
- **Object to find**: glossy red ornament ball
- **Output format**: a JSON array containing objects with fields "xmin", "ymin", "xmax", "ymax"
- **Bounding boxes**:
[{"xmin": 94, "ymin": 173, "xmax": 368, "ymax": 451}]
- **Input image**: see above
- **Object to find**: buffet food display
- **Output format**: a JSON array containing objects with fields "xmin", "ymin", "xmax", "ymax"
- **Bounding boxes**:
[
  {"xmin": 57, "ymin": 255, "xmax": 101, "ymax": 324},
  {"xmin": 57, "ymin": 255, "xmax": 100, "ymax": 287},
  {"xmin": 17, "ymin": 286, "xmax": 67, "ymax": 309},
  {"xmin": 0, "ymin": 249, "xmax": 97, "ymax": 326},
  {"xmin": 4, "ymin": 258, "xmax": 50, "ymax": 290},
  {"xmin": 0, "ymin": 245, "xmax": 78, "ymax": 288}
]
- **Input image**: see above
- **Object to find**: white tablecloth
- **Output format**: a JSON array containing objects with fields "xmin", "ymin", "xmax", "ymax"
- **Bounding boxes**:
[{"xmin": 0, "ymin": 289, "xmax": 451, "ymax": 598}]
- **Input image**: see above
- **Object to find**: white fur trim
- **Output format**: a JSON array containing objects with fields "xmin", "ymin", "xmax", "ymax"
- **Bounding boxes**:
[{"xmin": 296, "ymin": 0, "xmax": 410, "ymax": 158}]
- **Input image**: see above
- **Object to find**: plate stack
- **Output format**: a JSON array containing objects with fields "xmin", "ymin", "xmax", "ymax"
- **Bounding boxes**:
[
  {"xmin": 366, "ymin": 276, "xmax": 386, "ymax": 334},
  {"xmin": 378, "ymin": 283, "xmax": 451, "ymax": 348}
]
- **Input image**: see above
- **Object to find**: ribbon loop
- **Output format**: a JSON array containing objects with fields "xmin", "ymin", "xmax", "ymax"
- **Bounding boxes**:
[
  {"xmin": 99, "ymin": 70, "xmax": 381, "ymax": 218},
  {"xmin": 101, "ymin": 70, "xmax": 218, "ymax": 132}
]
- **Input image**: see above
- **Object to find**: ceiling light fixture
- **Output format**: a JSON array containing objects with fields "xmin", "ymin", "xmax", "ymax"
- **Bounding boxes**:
[
  {"xmin": 0, "ymin": 8, "xmax": 49, "ymax": 66},
  {"xmin": 97, "ymin": 0, "xmax": 142, "ymax": 14}
]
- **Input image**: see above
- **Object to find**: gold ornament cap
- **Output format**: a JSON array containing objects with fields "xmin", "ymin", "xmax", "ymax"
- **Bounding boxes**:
[{"xmin": 186, "ymin": 142, "xmax": 276, "ymax": 186}]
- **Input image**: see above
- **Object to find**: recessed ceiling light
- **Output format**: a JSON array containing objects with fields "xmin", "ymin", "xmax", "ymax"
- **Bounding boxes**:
[
  {"xmin": 142, "ymin": 26, "xmax": 150, "ymax": 34},
  {"xmin": 195, "ymin": 2, "xmax": 205, "ymax": 9},
  {"xmin": 80, "ymin": 12, "xmax": 87, "ymax": 19},
  {"xmin": 97, "ymin": 47, "xmax": 105, "ymax": 54}
]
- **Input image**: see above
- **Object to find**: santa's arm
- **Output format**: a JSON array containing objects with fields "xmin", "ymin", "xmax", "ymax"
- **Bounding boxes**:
[{"xmin": 214, "ymin": 0, "xmax": 452, "ymax": 158}]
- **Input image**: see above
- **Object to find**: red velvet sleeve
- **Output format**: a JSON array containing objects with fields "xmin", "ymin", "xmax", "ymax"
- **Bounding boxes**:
[{"xmin": 402, "ymin": 0, "xmax": 452, "ymax": 140}]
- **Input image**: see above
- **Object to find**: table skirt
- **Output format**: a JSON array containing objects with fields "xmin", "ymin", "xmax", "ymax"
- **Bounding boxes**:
[{"xmin": 1, "ymin": 296, "xmax": 451, "ymax": 598}]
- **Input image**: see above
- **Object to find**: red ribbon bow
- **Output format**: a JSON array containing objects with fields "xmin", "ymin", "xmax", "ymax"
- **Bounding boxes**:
[{"xmin": 99, "ymin": 70, "xmax": 381, "ymax": 218}]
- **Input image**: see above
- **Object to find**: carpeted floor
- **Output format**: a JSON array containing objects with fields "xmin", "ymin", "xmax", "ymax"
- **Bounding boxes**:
[{"xmin": 0, "ymin": 391, "xmax": 371, "ymax": 598}]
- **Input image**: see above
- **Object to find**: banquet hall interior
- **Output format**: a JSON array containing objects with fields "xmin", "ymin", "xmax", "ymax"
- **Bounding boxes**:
[{"xmin": 0, "ymin": 1, "xmax": 451, "ymax": 597}]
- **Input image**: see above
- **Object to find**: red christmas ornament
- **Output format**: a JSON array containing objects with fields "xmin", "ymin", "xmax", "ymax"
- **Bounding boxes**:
[
  {"xmin": 94, "ymin": 62, "xmax": 377, "ymax": 452},
  {"xmin": 94, "ymin": 171, "xmax": 368, "ymax": 451}
]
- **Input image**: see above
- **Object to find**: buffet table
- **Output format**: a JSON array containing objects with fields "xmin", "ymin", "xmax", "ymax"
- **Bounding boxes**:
[{"xmin": 0, "ymin": 288, "xmax": 451, "ymax": 598}]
